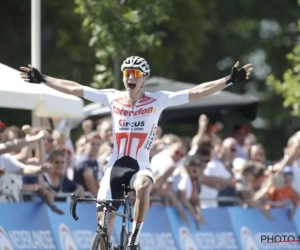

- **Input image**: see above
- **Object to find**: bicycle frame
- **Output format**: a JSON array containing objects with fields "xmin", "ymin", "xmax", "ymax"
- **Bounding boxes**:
[{"xmin": 70, "ymin": 185, "xmax": 134, "ymax": 249}]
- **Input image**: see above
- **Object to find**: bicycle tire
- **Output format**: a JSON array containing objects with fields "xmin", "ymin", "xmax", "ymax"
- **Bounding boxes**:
[{"xmin": 91, "ymin": 230, "xmax": 109, "ymax": 250}]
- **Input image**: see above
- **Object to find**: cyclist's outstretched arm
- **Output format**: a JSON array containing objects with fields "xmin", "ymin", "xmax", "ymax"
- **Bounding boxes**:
[
  {"xmin": 20, "ymin": 64, "xmax": 84, "ymax": 97},
  {"xmin": 188, "ymin": 61, "xmax": 253, "ymax": 101},
  {"xmin": 43, "ymin": 76, "xmax": 83, "ymax": 97},
  {"xmin": 159, "ymin": 62, "xmax": 253, "ymax": 109}
]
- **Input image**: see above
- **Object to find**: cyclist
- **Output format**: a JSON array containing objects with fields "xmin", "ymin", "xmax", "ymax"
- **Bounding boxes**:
[{"xmin": 20, "ymin": 56, "xmax": 253, "ymax": 250}]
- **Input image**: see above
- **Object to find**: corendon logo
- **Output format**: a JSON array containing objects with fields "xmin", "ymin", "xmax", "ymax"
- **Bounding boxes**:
[
  {"xmin": 113, "ymin": 106, "xmax": 156, "ymax": 116},
  {"xmin": 119, "ymin": 119, "xmax": 145, "ymax": 127}
]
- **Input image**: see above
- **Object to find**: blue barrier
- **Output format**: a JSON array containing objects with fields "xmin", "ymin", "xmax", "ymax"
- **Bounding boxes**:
[
  {"xmin": 294, "ymin": 209, "xmax": 300, "ymax": 240},
  {"xmin": 0, "ymin": 202, "xmax": 300, "ymax": 250}
]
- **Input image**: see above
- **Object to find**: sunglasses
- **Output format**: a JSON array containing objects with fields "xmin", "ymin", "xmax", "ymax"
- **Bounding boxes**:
[{"xmin": 123, "ymin": 69, "xmax": 144, "ymax": 78}]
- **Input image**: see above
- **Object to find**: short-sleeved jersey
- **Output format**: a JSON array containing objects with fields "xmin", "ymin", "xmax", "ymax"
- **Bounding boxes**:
[{"xmin": 83, "ymin": 87, "xmax": 190, "ymax": 170}]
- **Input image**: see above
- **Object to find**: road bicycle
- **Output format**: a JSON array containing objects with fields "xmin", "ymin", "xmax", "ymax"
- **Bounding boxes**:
[{"xmin": 70, "ymin": 184, "xmax": 134, "ymax": 250}]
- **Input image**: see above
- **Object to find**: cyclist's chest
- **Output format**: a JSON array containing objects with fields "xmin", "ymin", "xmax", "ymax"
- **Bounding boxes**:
[{"xmin": 111, "ymin": 99, "xmax": 159, "ymax": 133}]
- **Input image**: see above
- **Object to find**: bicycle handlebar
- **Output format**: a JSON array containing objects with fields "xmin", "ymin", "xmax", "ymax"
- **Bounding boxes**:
[{"xmin": 70, "ymin": 194, "xmax": 130, "ymax": 221}]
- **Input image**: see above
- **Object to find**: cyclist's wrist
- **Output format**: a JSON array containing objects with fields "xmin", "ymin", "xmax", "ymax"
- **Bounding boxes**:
[
  {"xmin": 225, "ymin": 76, "xmax": 233, "ymax": 86},
  {"xmin": 41, "ymin": 75, "xmax": 47, "ymax": 83}
]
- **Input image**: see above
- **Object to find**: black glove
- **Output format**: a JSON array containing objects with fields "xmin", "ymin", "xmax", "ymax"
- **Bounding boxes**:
[
  {"xmin": 226, "ymin": 66, "xmax": 247, "ymax": 86},
  {"xmin": 27, "ymin": 68, "xmax": 46, "ymax": 84}
]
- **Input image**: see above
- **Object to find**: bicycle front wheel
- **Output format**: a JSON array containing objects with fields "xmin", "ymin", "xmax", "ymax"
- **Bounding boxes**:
[{"xmin": 91, "ymin": 231, "xmax": 109, "ymax": 250}]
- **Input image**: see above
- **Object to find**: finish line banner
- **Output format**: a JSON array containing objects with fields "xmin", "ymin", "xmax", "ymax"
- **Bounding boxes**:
[{"xmin": 0, "ymin": 202, "xmax": 299, "ymax": 250}]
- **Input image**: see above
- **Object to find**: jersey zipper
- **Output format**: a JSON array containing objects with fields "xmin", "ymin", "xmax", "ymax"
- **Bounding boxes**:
[{"xmin": 125, "ymin": 102, "xmax": 134, "ymax": 156}]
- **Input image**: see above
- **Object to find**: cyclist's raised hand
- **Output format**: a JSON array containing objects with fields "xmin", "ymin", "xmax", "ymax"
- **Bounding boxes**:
[
  {"xmin": 20, "ymin": 64, "xmax": 46, "ymax": 84},
  {"xmin": 226, "ymin": 61, "xmax": 253, "ymax": 85}
]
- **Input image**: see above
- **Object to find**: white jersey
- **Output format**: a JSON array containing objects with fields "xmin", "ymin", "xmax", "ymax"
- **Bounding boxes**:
[{"xmin": 83, "ymin": 87, "xmax": 190, "ymax": 170}]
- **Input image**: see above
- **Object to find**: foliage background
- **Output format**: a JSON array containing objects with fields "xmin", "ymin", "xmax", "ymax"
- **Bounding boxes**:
[{"xmin": 1, "ymin": 0, "xmax": 300, "ymax": 160}]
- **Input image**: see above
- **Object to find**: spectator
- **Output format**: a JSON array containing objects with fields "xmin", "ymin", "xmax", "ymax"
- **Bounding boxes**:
[
  {"xmin": 249, "ymin": 143, "xmax": 272, "ymax": 166},
  {"xmin": 39, "ymin": 150, "xmax": 84, "ymax": 197},
  {"xmin": 52, "ymin": 129, "xmax": 67, "ymax": 150},
  {"xmin": 151, "ymin": 137, "xmax": 186, "ymax": 194},
  {"xmin": 272, "ymin": 134, "xmax": 300, "ymax": 198},
  {"xmin": 0, "ymin": 153, "xmax": 52, "ymax": 197},
  {"xmin": 73, "ymin": 133, "xmax": 101, "ymax": 197},
  {"xmin": 200, "ymin": 137, "xmax": 236, "ymax": 208},
  {"xmin": 244, "ymin": 133, "xmax": 257, "ymax": 156},
  {"xmin": 74, "ymin": 135, "xmax": 86, "ymax": 162},
  {"xmin": 43, "ymin": 129, "xmax": 54, "ymax": 159},
  {"xmin": 160, "ymin": 134, "xmax": 181, "ymax": 148},
  {"xmin": 252, "ymin": 162, "xmax": 266, "ymax": 192},
  {"xmin": 172, "ymin": 154, "xmax": 208, "ymax": 228},
  {"xmin": 235, "ymin": 161, "xmax": 273, "ymax": 219},
  {"xmin": 0, "ymin": 129, "xmax": 45, "ymax": 155},
  {"xmin": 82, "ymin": 119, "xmax": 93, "ymax": 136},
  {"xmin": 4, "ymin": 125, "xmax": 31, "ymax": 162},
  {"xmin": 266, "ymin": 166, "xmax": 297, "ymax": 219},
  {"xmin": 232, "ymin": 124, "xmax": 249, "ymax": 159},
  {"xmin": 97, "ymin": 119, "xmax": 112, "ymax": 144}
]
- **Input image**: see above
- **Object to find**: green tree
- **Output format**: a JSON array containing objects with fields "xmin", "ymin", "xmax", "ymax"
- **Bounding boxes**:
[
  {"xmin": 267, "ymin": 20, "xmax": 300, "ymax": 117},
  {"xmin": 74, "ymin": 0, "xmax": 171, "ymax": 89}
]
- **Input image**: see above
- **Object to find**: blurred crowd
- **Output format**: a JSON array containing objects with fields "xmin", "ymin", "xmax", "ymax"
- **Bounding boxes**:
[{"xmin": 0, "ymin": 115, "xmax": 299, "ymax": 227}]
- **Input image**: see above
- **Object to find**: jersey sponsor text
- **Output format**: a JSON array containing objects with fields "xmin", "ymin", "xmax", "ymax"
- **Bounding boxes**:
[{"xmin": 113, "ymin": 106, "xmax": 156, "ymax": 117}]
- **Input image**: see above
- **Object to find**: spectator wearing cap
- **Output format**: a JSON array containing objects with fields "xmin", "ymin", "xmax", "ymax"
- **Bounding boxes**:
[
  {"xmin": 73, "ymin": 133, "xmax": 101, "ymax": 197},
  {"xmin": 232, "ymin": 124, "xmax": 250, "ymax": 159}
]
